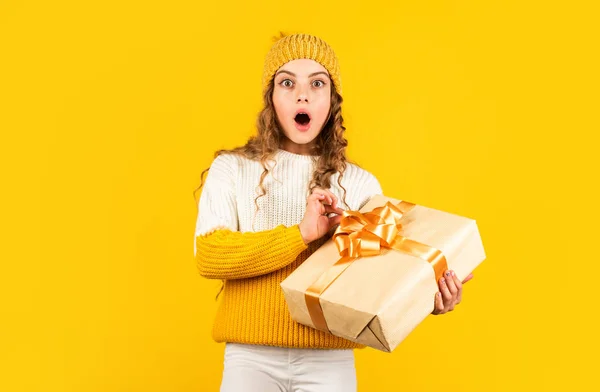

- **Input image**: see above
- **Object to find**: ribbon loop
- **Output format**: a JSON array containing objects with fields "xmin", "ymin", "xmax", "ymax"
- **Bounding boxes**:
[{"xmin": 333, "ymin": 201, "xmax": 409, "ymax": 256}]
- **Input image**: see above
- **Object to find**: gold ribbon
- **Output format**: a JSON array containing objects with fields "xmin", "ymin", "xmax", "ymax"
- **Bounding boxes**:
[{"xmin": 304, "ymin": 201, "xmax": 448, "ymax": 333}]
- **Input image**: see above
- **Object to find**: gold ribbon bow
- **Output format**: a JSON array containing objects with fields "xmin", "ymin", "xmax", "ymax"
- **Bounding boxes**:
[{"xmin": 304, "ymin": 201, "xmax": 449, "ymax": 333}]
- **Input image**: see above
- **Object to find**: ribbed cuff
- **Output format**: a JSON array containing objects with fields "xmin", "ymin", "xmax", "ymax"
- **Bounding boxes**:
[{"xmin": 284, "ymin": 225, "xmax": 309, "ymax": 257}]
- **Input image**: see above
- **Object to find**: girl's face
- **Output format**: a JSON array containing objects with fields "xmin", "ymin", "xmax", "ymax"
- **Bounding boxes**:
[{"xmin": 272, "ymin": 59, "xmax": 332, "ymax": 155}]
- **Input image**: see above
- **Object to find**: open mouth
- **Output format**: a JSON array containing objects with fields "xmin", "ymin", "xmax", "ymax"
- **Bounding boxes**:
[{"xmin": 294, "ymin": 112, "xmax": 311, "ymax": 126}]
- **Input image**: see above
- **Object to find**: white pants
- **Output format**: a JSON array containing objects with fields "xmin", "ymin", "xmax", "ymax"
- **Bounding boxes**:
[{"xmin": 220, "ymin": 343, "xmax": 357, "ymax": 392}]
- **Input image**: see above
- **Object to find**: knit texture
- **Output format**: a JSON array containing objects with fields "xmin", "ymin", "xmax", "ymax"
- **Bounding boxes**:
[
  {"xmin": 196, "ymin": 224, "xmax": 307, "ymax": 280},
  {"xmin": 194, "ymin": 149, "xmax": 383, "ymax": 349},
  {"xmin": 262, "ymin": 33, "xmax": 342, "ymax": 94}
]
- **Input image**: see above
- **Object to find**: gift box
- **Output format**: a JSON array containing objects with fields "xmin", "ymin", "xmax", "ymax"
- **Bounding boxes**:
[{"xmin": 280, "ymin": 195, "xmax": 486, "ymax": 352}]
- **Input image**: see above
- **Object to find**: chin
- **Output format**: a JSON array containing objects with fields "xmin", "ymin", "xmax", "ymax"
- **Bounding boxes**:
[
  {"xmin": 285, "ymin": 124, "xmax": 323, "ymax": 143},
  {"xmin": 286, "ymin": 133, "xmax": 319, "ymax": 146}
]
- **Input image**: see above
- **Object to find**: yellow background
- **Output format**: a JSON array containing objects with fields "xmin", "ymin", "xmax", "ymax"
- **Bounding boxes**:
[{"xmin": 1, "ymin": 1, "xmax": 598, "ymax": 391}]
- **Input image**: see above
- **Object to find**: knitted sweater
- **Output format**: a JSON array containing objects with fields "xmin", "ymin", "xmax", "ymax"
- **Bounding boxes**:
[{"xmin": 194, "ymin": 149, "xmax": 383, "ymax": 349}]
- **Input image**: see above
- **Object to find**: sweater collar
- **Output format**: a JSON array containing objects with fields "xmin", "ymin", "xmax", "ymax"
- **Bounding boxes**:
[{"xmin": 275, "ymin": 149, "xmax": 319, "ymax": 163}]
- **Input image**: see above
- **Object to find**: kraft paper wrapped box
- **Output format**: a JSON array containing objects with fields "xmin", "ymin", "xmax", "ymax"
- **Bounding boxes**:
[{"xmin": 280, "ymin": 195, "xmax": 486, "ymax": 353}]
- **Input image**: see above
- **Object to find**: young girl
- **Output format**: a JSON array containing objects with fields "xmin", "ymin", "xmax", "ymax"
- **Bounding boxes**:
[{"xmin": 193, "ymin": 33, "xmax": 473, "ymax": 392}]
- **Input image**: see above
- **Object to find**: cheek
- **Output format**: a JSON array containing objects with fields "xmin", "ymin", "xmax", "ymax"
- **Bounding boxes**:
[
  {"xmin": 314, "ymin": 97, "xmax": 332, "ymax": 123},
  {"xmin": 272, "ymin": 95, "xmax": 286, "ymax": 121},
  {"xmin": 273, "ymin": 91, "xmax": 291, "ymax": 116}
]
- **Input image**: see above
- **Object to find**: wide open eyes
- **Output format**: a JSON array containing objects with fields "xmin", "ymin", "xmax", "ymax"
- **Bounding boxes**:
[{"xmin": 278, "ymin": 79, "xmax": 327, "ymax": 89}]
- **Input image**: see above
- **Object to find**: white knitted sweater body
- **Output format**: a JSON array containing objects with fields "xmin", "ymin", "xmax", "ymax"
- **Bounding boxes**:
[{"xmin": 194, "ymin": 149, "xmax": 383, "ymax": 251}]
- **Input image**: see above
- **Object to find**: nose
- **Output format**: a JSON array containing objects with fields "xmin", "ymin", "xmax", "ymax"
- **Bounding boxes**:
[
  {"xmin": 296, "ymin": 93, "xmax": 308, "ymax": 103},
  {"xmin": 296, "ymin": 85, "xmax": 309, "ymax": 103}
]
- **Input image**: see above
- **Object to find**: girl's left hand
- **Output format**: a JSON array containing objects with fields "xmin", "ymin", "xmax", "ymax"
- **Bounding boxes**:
[{"xmin": 431, "ymin": 270, "xmax": 474, "ymax": 315}]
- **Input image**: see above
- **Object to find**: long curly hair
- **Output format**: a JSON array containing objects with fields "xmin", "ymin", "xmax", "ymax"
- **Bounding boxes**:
[{"xmin": 193, "ymin": 77, "xmax": 350, "ymax": 214}]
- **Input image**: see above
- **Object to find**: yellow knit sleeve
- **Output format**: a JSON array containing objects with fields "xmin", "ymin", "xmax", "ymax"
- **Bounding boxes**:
[{"xmin": 195, "ymin": 224, "xmax": 308, "ymax": 280}]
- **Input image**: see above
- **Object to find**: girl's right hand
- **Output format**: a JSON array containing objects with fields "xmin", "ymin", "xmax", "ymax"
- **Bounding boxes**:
[{"xmin": 298, "ymin": 188, "xmax": 345, "ymax": 244}]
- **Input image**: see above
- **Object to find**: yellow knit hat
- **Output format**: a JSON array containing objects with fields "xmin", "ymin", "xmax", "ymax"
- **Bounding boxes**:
[{"xmin": 262, "ymin": 33, "xmax": 342, "ymax": 94}]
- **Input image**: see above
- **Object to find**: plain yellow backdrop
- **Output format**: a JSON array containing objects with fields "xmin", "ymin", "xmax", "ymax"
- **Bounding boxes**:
[{"xmin": 1, "ymin": 1, "xmax": 598, "ymax": 391}]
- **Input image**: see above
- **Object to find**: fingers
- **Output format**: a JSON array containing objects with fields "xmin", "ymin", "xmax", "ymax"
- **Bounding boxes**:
[
  {"xmin": 439, "ymin": 274, "xmax": 452, "ymax": 303},
  {"xmin": 328, "ymin": 214, "xmax": 342, "ymax": 227},
  {"xmin": 433, "ymin": 292, "xmax": 444, "ymax": 315},
  {"xmin": 307, "ymin": 197, "xmax": 344, "ymax": 218},
  {"xmin": 435, "ymin": 269, "xmax": 470, "ymax": 315},
  {"xmin": 445, "ymin": 271, "xmax": 459, "ymax": 296},
  {"xmin": 450, "ymin": 271, "xmax": 463, "ymax": 304},
  {"xmin": 311, "ymin": 188, "xmax": 340, "ymax": 210},
  {"xmin": 307, "ymin": 192, "xmax": 326, "ymax": 203},
  {"xmin": 444, "ymin": 270, "xmax": 458, "ymax": 298},
  {"xmin": 323, "ymin": 204, "xmax": 344, "ymax": 215},
  {"xmin": 462, "ymin": 273, "xmax": 474, "ymax": 284},
  {"xmin": 445, "ymin": 271, "xmax": 458, "ymax": 310},
  {"xmin": 306, "ymin": 193, "xmax": 327, "ymax": 212}
]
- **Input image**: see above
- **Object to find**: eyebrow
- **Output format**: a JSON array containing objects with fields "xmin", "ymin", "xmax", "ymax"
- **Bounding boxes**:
[{"xmin": 275, "ymin": 70, "xmax": 330, "ymax": 78}]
